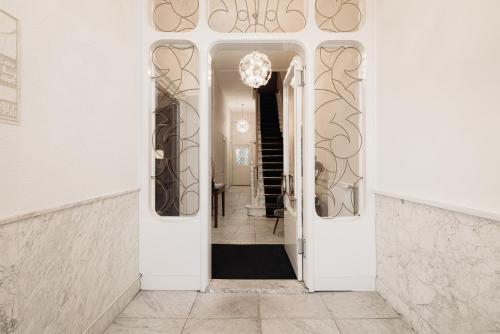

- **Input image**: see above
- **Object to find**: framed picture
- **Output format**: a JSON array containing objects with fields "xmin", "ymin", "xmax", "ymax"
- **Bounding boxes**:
[{"xmin": 0, "ymin": 9, "xmax": 19, "ymax": 124}]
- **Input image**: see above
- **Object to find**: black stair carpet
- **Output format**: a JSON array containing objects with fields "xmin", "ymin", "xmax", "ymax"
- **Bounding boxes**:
[
  {"xmin": 212, "ymin": 244, "xmax": 296, "ymax": 279},
  {"xmin": 259, "ymin": 91, "xmax": 285, "ymax": 217}
]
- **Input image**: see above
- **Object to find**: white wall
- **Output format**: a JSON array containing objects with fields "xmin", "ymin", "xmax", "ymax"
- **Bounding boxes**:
[
  {"xmin": 375, "ymin": 0, "xmax": 500, "ymax": 215},
  {"xmin": 212, "ymin": 72, "xmax": 230, "ymax": 184},
  {"xmin": 0, "ymin": 0, "xmax": 140, "ymax": 219}
]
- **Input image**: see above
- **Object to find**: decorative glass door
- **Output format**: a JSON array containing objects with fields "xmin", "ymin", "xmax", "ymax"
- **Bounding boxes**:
[{"xmin": 283, "ymin": 56, "xmax": 304, "ymax": 280}]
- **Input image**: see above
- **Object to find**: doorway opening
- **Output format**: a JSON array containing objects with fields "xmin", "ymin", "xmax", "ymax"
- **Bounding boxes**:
[{"xmin": 210, "ymin": 43, "xmax": 305, "ymax": 282}]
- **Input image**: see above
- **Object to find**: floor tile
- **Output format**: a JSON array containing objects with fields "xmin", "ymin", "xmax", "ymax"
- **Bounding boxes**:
[
  {"xmin": 254, "ymin": 220, "xmax": 281, "ymax": 234},
  {"xmin": 259, "ymin": 294, "xmax": 331, "ymax": 319},
  {"xmin": 255, "ymin": 230, "xmax": 284, "ymax": 244},
  {"xmin": 261, "ymin": 319, "xmax": 341, "ymax": 334},
  {"xmin": 212, "ymin": 230, "xmax": 256, "ymax": 244},
  {"xmin": 217, "ymin": 217, "xmax": 254, "ymax": 227},
  {"xmin": 104, "ymin": 318, "xmax": 186, "ymax": 334},
  {"xmin": 254, "ymin": 219, "xmax": 283, "ymax": 244},
  {"xmin": 216, "ymin": 223, "xmax": 255, "ymax": 234},
  {"xmin": 120, "ymin": 291, "xmax": 197, "ymax": 319},
  {"xmin": 336, "ymin": 319, "xmax": 416, "ymax": 334},
  {"xmin": 321, "ymin": 292, "xmax": 399, "ymax": 319},
  {"xmin": 182, "ymin": 319, "xmax": 259, "ymax": 334},
  {"xmin": 211, "ymin": 187, "xmax": 284, "ymax": 245},
  {"xmin": 189, "ymin": 293, "xmax": 259, "ymax": 319}
]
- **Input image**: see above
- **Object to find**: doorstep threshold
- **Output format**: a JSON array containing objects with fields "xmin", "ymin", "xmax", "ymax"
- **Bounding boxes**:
[{"xmin": 208, "ymin": 279, "xmax": 307, "ymax": 294}]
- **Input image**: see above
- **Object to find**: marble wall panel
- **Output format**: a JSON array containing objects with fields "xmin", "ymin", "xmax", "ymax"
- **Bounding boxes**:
[
  {"xmin": 0, "ymin": 190, "xmax": 139, "ymax": 334},
  {"xmin": 376, "ymin": 195, "xmax": 500, "ymax": 334},
  {"xmin": 0, "ymin": 223, "xmax": 18, "ymax": 334}
]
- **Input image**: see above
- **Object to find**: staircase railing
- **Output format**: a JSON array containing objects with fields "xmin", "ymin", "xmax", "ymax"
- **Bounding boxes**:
[{"xmin": 251, "ymin": 91, "xmax": 261, "ymax": 203}]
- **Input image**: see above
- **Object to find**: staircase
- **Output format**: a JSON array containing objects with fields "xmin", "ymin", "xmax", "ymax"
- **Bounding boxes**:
[{"xmin": 259, "ymin": 91, "xmax": 284, "ymax": 217}]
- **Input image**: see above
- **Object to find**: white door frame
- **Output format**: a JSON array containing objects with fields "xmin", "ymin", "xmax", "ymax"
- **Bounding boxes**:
[
  {"xmin": 140, "ymin": 0, "xmax": 374, "ymax": 293},
  {"xmin": 283, "ymin": 56, "xmax": 304, "ymax": 281}
]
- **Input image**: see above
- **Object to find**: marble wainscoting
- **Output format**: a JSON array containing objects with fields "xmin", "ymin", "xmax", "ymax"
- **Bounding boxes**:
[
  {"xmin": 0, "ymin": 190, "xmax": 140, "ymax": 334},
  {"xmin": 375, "ymin": 194, "xmax": 500, "ymax": 334}
]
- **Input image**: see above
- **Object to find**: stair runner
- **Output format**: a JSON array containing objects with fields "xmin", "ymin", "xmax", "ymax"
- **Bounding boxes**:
[{"xmin": 259, "ymin": 91, "xmax": 285, "ymax": 217}]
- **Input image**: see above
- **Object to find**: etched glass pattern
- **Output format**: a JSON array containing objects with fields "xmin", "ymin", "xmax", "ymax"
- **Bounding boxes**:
[
  {"xmin": 315, "ymin": 44, "xmax": 364, "ymax": 218},
  {"xmin": 235, "ymin": 148, "xmax": 250, "ymax": 166},
  {"xmin": 315, "ymin": 0, "xmax": 362, "ymax": 32},
  {"xmin": 208, "ymin": 0, "xmax": 306, "ymax": 33},
  {"xmin": 152, "ymin": 42, "xmax": 200, "ymax": 216},
  {"xmin": 153, "ymin": 0, "xmax": 199, "ymax": 32}
]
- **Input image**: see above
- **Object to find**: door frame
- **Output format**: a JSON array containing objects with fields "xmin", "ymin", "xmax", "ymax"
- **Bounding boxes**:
[
  {"xmin": 140, "ymin": 0, "xmax": 375, "ymax": 292},
  {"xmin": 205, "ymin": 42, "xmax": 314, "ymax": 292},
  {"xmin": 282, "ymin": 56, "xmax": 304, "ymax": 281}
]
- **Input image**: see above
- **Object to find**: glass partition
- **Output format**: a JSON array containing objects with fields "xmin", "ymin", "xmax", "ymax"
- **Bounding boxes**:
[
  {"xmin": 208, "ymin": 0, "xmax": 306, "ymax": 33},
  {"xmin": 153, "ymin": 0, "xmax": 199, "ymax": 32},
  {"xmin": 151, "ymin": 42, "xmax": 200, "ymax": 216},
  {"xmin": 315, "ymin": 0, "xmax": 362, "ymax": 32},
  {"xmin": 315, "ymin": 44, "xmax": 364, "ymax": 218}
]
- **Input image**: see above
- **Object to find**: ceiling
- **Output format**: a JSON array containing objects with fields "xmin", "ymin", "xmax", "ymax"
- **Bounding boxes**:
[{"xmin": 213, "ymin": 49, "xmax": 296, "ymax": 114}]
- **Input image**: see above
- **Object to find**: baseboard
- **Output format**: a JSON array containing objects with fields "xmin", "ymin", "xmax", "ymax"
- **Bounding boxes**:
[
  {"xmin": 376, "ymin": 278, "xmax": 411, "ymax": 318},
  {"xmin": 314, "ymin": 276, "xmax": 375, "ymax": 291},
  {"xmin": 141, "ymin": 274, "xmax": 200, "ymax": 290},
  {"xmin": 83, "ymin": 276, "xmax": 141, "ymax": 334}
]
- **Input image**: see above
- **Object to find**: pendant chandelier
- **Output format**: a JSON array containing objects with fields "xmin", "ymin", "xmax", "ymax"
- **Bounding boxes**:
[
  {"xmin": 236, "ymin": 104, "xmax": 249, "ymax": 134},
  {"xmin": 239, "ymin": 51, "xmax": 272, "ymax": 89}
]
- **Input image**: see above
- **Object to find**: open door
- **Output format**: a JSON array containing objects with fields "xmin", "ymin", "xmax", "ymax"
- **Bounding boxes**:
[{"xmin": 283, "ymin": 57, "xmax": 304, "ymax": 281}]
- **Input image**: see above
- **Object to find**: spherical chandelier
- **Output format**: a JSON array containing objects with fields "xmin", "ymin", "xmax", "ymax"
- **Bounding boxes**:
[
  {"xmin": 239, "ymin": 51, "xmax": 272, "ymax": 89},
  {"xmin": 236, "ymin": 119, "xmax": 250, "ymax": 134},
  {"xmin": 236, "ymin": 104, "xmax": 250, "ymax": 134}
]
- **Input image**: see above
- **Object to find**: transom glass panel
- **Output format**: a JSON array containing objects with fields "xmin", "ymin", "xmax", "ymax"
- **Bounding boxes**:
[
  {"xmin": 315, "ymin": 0, "xmax": 362, "ymax": 32},
  {"xmin": 153, "ymin": 0, "xmax": 199, "ymax": 32},
  {"xmin": 208, "ymin": 0, "xmax": 306, "ymax": 33}
]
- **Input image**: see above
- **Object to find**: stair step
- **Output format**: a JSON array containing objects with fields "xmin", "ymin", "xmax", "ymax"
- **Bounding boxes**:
[
  {"xmin": 259, "ymin": 91, "xmax": 285, "ymax": 219},
  {"xmin": 262, "ymin": 166, "xmax": 283, "ymax": 169}
]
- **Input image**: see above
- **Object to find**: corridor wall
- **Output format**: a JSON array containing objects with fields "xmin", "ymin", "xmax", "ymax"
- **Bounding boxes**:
[
  {"xmin": 375, "ymin": 1, "xmax": 500, "ymax": 332},
  {"xmin": 0, "ymin": 1, "xmax": 141, "ymax": 332}
]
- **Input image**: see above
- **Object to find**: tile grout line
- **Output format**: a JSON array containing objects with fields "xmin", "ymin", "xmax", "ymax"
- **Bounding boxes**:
[
  {"xmin": 179, "ymin": 293, "xmax": 199, "ymax": 333},
  {"xmin": 318, "ymin": 292, "xmax": 344, "ymax": 332},
  {"xmin": 257, "ymin": 293, "xmax": 263, "ymax": 334}
]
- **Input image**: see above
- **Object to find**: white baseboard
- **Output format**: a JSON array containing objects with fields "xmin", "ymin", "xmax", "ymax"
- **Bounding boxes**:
[
  {"xmin": 83, "ymin": 276, "xmax": 141, "ymax": 334},
  {"xmin": 314, "ymin": 276, "xmax": 375, "ymax": 291},
  {"xmin": 141, "ymin": 275, "xmax": 200, "ymax": 290}
]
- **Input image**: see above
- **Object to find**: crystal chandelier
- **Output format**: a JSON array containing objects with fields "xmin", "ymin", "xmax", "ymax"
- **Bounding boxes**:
[
  {"xmin": 236, "ymin": 104, "xmax": 249, "ymax": 134},
  {"xmin": 239, "ymin": 51, "xmax": 272, "ymax": 89}
]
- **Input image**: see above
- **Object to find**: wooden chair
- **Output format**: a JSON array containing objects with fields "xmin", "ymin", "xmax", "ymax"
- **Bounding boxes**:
[
  {"xmin": 212, "ymin": 183, "xmax": 225, "ymax": 228},
  {"xmin": 273, "ymin": 194, "xmax": 284, "ymax": 234}
]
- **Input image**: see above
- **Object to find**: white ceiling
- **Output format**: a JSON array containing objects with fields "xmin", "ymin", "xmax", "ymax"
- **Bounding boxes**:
[{"xmin": 213, "ymin": 50, "xmax": 295, "ymax": 114}]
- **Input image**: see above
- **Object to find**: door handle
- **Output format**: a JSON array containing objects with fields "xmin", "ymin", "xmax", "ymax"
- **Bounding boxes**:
[
  {"xmin": 288, "ymin": 174, "xmax": 295, "ymax": 201},
  {"xmin": 281, "ymin": 174, "xmax": 287, "ymax": 195}
]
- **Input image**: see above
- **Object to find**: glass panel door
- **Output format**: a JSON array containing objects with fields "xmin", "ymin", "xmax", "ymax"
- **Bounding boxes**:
[{"xmin": 283, "ymin": 56, "xmax": 304, "ymax": 280}]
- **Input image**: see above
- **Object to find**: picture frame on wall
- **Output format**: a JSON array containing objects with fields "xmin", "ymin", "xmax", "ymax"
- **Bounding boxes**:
[{"xmin": 0, "ymin": 9, "xmax": 19, "ymax": 125}]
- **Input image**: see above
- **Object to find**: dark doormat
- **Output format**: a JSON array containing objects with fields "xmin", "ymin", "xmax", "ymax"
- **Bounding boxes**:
[{"xmin": 212, "ymin": 244, "xmax": 297, "ymax": 279}]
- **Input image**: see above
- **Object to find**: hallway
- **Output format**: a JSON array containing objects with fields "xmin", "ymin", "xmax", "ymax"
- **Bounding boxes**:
[
  {"xmin": 104, "ymin": 290, "xmax": 415, "ymax": 334},
  {"xmin": 212, "ymin": 186, "xmax": 284, "ymax": 245},
  {"xmin": 2, "ymin": 1, "xmax": 500, "ymax": 333}
]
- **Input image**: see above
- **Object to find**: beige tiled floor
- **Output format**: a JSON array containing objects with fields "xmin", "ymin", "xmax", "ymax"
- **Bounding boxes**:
[
  {"xmin": 212, "ymin": 186, "xmax": 283, "ymax": 245},
  {"xmin": 104, "ymin": 290, "xmax": 416, "ymax": 334}
]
